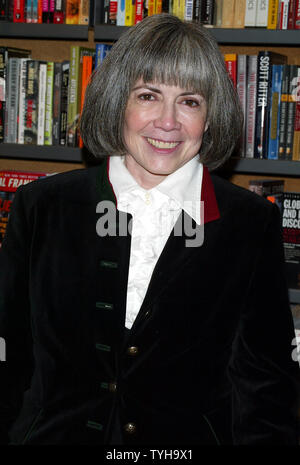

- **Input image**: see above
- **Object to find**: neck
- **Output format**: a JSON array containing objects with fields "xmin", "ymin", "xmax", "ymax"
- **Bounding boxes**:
[{"xmin": 124, "ymin": 155, "xmax": 167, "ymax": 189}]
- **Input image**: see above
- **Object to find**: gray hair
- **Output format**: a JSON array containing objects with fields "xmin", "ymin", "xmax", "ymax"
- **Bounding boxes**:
[{"xmin": 79, "ymin": 14, "xmax": 243, "ymax": 170}]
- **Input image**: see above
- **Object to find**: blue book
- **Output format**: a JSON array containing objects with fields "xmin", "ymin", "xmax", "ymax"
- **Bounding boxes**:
[
  {"xmin": 95, "ymin": 43, "xmax": 112, "ymax": 69},
  {"xmin": 267, "ymin": 64, "xmax": 283, "ymax": 160}
]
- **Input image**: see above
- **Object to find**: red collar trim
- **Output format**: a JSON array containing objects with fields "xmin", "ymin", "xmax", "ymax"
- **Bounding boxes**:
[{"xmin": 201, "ymin": 166, "xmax": 220, "ymax": 224}]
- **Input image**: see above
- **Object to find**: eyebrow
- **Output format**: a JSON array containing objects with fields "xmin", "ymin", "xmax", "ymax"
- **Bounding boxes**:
[{"xmin": 131, "ymin": 85, "xmax": 200, "ymax": 97}]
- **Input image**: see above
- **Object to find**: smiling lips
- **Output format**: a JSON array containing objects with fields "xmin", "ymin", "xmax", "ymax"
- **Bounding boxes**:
[{"xmin": 146, "ymin": 137, "xmax": 180, "ymax": 150}]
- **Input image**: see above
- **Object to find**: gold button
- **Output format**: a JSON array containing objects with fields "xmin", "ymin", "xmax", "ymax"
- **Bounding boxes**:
[
  {"xmin": 108, "ymin": 382, "xmax": 117, "ymax": 392},
  {"xmin": 124, "ymin": 422, "xmax": 137, "ymax": 434},
  {"xmin": 127, "ymin": 346, "xmax": 139, "ymax": 356}
]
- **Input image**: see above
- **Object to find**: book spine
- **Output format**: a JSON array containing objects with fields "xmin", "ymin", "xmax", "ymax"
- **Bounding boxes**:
[
  {"xmin": 44, "ymin": 61, "xmax": 54, "ymax": 145},
  {"xmin": 192, "ymin": 0, "xmax": 202, "ymax": 20},
  {"xmin": 13, "ymin": 0, "xmax": 25, "ymax": 21},
  {"xmin": 31, "ymin": 0, "xmax": 38, "ymax": 21},
  {"xmin": 237, "ymin": 55, "xmax": 247, "ymax": 156},
  {"xmin": 24, "ymin": 60, "xmax": 39, "ymax": 145},
  {"xmin": 295, "ymin": 0, "xmax": 300, "ymax": 27},
  {"xmin": 292, "ymin": 67, "xmax": 300, "ymax": 160},
  {"xmin": 202, "ymin": 0, "xmax": 214, "ymax": 23},
  {"xmin": 0, "ymin": 48, "xmax": 5, "ymax": 143},
  {"xmin": 53, "ymin": 0, "xmax": 65, "ymax": 23},
  {"xmin": 42, "ymin": 0, "xmax": 49, "ymax": 22},
  {"xmin": 267, "ymin": 0, "xmax": 279, "ymax": 28},
  {"xmin": 233, "ymin": 0, "xmax": 246, "ymax": 27},
  {"xmin": 255, "ymin": 0, "xmax": 269, "ymax": 26},
  {"xmin": 245, "ymin": 55, "xmax": 257, "ymax": 158},
  {"xmin": 156, "ymin": 0, "xmax": 163, "ymax": 13},
  {"xmin": 66, "ymin": 0, "xmax": 79, "ymax": 23},
  {"xmin": 25, "ymin": 0, "xmax": 33, "ymax": 22},
  {"xmin": 78, "ymin": 55, "xmax": 93, "ymax": 147},
  {"xmin": 224, "ymin": 53, "xmax": 237, "ymax": 88},
  {"xmin": 267, "ymin": 64, "xmax": 283, "ymax": 159},
  {"xmin": 287, "ymin": 0, "xmax": 296, "ymax": 27},
  {"xmin": 117, "ymin": 0, "xmax": 125, "ymax": 24},
  {"xmin": 37, "ymin": 62, "xmax": 47, "ymax": 145},
  {"xmin": 278, "ymin": 64, "xmax": 291, "ymax": 159},
  {"xmin": 67, "ymin": 46, "xmax": 80, "ymax": 146},
  {"xmin": 52, "ymin": 62, "xmax": 62, "ymax": 145},
  {"xmin": 4, "ymin": 58, "xmax": 20, "ymax": 144},
  {"xmin": 135, "ymin": 0, "xmax": 143, "ymax": 22},
  {"xmin": 0, "ymin": 0, "xmax": 9, "ymax": 20},
  {"xmin": 38, "ymin": 0, "xmax": 43, "ymax": 22},
  {"xmin": 254, "ymin": 52, "xmax": 272, "ymax": 159},
  {"xmin": 18, "ymin": 58, "xmax": 30, "ymax": 144},
  {"xmin": 59, "ymin": 61, "xmax": 69, "ymax": 146},
  {"xmin": 279, "ymin": 0, "xmax": 289, "ymax": 28},
  {"xmin": 244, "ymin": 0, "xmax": 257, "ymax": 25},
  {"xmin": 185, "ymin": 0, "xmax": 193, "ymax": 19},
  {"xmin": 95, "ymin": 43, "xmax": 112, "ymax": 69},
  {"xmin": 221, "ymin": 0, "xmax": 235, "ymax": 26},
  {"xmin": 79, "ymin": 0, "xmax": 89, "ymax": 23},
  {"xmin": 125, "ymin": 0, "xmax": 135, "ymax": 24},
  {"xmin": 285, "ymin": 65, "xmax": 299, "ymax": 160}
]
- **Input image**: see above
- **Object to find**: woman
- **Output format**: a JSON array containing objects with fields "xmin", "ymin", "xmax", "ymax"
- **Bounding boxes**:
[{"xmin": 0, "ymin": 14, "xmax": 299, "ymax": 445}]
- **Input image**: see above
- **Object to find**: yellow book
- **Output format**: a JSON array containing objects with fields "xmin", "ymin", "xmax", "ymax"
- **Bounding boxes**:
[
  {"xmin": 178, "ymin": 0, "xmax": 185, "ymax": 19},
  {"xmin": 267, "ymin": 0, "xmax": 279, "ymax": 29},
  {"xmin": 233, "ymin": 0, "xmax": 246, "ymax": 28},
  {"xmin": 156, "ymin": 0, "xmax": 162, "ymax": 13},
  {"xmin": 221, "ymin": 0, "xmax": 235, "ymax": 27},
  {"xmin": 125, "ymin": 0, "xmax": 136, "ymax": 25}
]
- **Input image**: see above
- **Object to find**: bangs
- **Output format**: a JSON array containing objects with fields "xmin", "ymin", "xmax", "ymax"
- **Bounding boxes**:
[{"xmin": 126, "ymin": 32, "xmax": 211, "ymax": 97}]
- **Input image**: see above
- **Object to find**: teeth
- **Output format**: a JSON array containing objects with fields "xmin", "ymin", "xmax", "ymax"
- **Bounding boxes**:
[{"xmin": 147, "ymin": 138, "xmax": 179, "ymax": 149}]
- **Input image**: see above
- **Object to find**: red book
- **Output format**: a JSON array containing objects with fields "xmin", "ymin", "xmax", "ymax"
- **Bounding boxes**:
[
  {"xmin": 295, "ymin": 0, "xmax": 300, "ymax": 28},
  {"xmin": 13, "ymin": 0, "xmax": 25, "ymax": 22},
  {"xmin": 135, "ymin": 0, "xmax": 143, "ymax": 23},
  {"xmin": 224, "ymin": 53, "xmax": 237, "ymax": 88}
]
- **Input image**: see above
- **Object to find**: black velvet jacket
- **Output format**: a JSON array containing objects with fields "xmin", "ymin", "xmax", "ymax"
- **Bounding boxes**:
[{"xmin": 0, "ymin": 159, "xmax": 299, "ymax": 445}]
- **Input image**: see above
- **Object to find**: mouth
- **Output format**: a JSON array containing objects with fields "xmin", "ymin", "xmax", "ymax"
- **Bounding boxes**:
[{"xmin": 146, "ymin": 137, "xmax": 181, "ymax": 149}]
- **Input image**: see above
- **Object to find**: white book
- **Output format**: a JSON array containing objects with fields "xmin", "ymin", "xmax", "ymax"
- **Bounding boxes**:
[
  {"xmin": 245, "ymin": 55, "xmax": 258, "ymax": 158},
  {"xmin": 4, "ymin": 58, "xmax": 20, "ymax": 144},
  {"xmin": 244, "ymin": 0, "xmax": 257, "ymax": 26},
  {"xmin": 237, "ymin": 55, "xmax": 248, "ymax": 156},
  {"xmin": 37, "ymin": 62, "xmax": 47, "ymax": 146},
  {"xmin": 18, "ymin": 58, "xmax": 30, "ymax": 144},
  {"xmin": 185, "ymin": 0, "xmax": 194, "ymax": 20},
  {"xmin": 279, "ymin": 0, "xmax": 290, "ymax": 29},
  {"xmin": 117, "ymin": 0, "xmax": 125, "ymax": 25},
  {"xmin": 255, "ymin": 0, "xmax": 269, "ymax": 26}
]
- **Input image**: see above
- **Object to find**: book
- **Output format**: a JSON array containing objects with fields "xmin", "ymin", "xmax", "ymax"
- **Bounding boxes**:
[
  {"xmin": 224, "ymin": 53, "xmax": 237, "ymax": 88},
  {"xmin": 244, "ymin": 0, "xmax": 257, "ymax": 25},
  {"xmin": 52, "ymin": 62, "xmax": 62, "ymax": 146},
  {"xmin": 18, "ymin": 57, "xmax": 31, "ymax": 145},
  {"xmin": 295, "ymin": 0, "xmax": 300, "ymax": 27},
  {"xmin": 221, "ymin": 0, "xmax": 235, "ymax": 26},
  {"xmin": 14, "ymin": 0, "xmax": 25, "ymax": 21},
  {"xmin": 255, "ymin": 0, "xmax": 269, "ymax": 26},
  {"xmin": 249, "ymin": 178, "xmax": 284, "ymax": 213},
  {"xmin": 94, "ymin": 0, "xmax": 105, "ymax": 24},
  {"xmin": 193, "ymin": 0, "xmax": 203, "ymax": 21},
  {"xmin": 59, "ymin": 60, "xmax": 70, "ymax": 146},
  {"xmin": 254, "ymin": 51, "xmax": 287, "ymax": 159},
  {"xmin": 67, "ymin": 46, "xmax": 94, "ymax": 147},
  {"xmin": 292, "ymin": 67, "xmax": 300, "ymax": 161},
  {"xmin": 53, "ymin": 0, "xmax": 65, "ymax": 23},
  {"xmin": 287, "ymin": 0, "xmax": 296, "ymax": 28},
  {"xmin": 79, "ymin": 0, "xmax": 89, "ymax": 23},
  {"xmin": 233, "ymin": 0, "xmax": 246, "ymax": 27},
  {"xmin": 267, "ymin": 0, "xmax": 279, "ymax": 28},
  {"xmin": 267, "ymin": 64, "xmax": 283, "ymax": 160},
  {"xmin": 0, "ymin": 47, "xmax": 31, "ymax": 143},
  {"xmin": 95, "ymin": 43, "xmax": 112, "ymax": 69},
  {"xmin": 282, "ymin": 192, "xmax": 300, "ymax": 290},
  {"xmin": 0, "ymin": 170, "xmax": 50, "ymax": 247},
  {"xmin": 135, "ymin": 0, "xmax": 143, "ymax": 22},
  {"xmin": 278, "ymin": 64, "xmax": 291, "ymax": 159},
  {"xmin": 78, "ymin": 54, "xmax": 93, "ymax": 148},
  {"xmin": 202, "ymin": 0, "xmax": 214, "ymax": 24},
  {"xmin": 245, "ymin": 55, "xmax": 258, "ymax": 158},
  {"xmin": 44, "ymin": 61, "xmax": 54, "ymax": 146},
  {"xmin": 237, "ymin": 55, "xmax": 248, "ymax": 156},
  {"xmin": 125, "ymin": 0, "xmax": 135, "ymax": 25},
  {"xmin": 37, "ymin": 61, "xmax": 47, "ymax": 145},
  {"xmin": 26, "ymin": 0, "xmax": 33, "ymax": 22},
  {"xmin": 4, "ymin": 58, "xmax": 21, "ymax": 144},
  {"xmin": 0, "ymin": 0, "xmax": 9, "ymax": 20},
  {"xmin": 66, "ymin": 0, "xmax": 79, "ymax": 23},
  {"xmin": 117, "ymin": 0, "xmax": 126, "ymax": 24},
  {"xmin": 285, "ymin": 65, "xmax": 299, "ymax": 160},
  {"xmin": 24, "ymin": 60, "xmax": 39, "ymax": 145},
  {"xmin": 185, "ymin": 0, "xmax": 194, "ymax": 19},
  {"xmin": 278, "ymin": 0, "xmax": 290, "ymax": 28}
]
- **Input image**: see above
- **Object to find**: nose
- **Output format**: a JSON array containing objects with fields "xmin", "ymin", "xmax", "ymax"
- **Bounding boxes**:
[{"xmin": 153, "ymin": 101, "xmax": 181, "ymax": 131}]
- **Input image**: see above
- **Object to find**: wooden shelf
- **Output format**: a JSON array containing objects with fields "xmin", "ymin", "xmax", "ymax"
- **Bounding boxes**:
[
  {"xmin": 0, "ymin": 23, "xmax": 89, "ymax": 39},
  {"xmin": 94, "ymin": 25, "xmax": 300, "ymax": 45}
]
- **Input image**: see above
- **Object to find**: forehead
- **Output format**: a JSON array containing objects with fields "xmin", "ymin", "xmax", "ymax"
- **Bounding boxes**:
[{"xmin": 130, "ymin": 79, "xmax": 202, "ymax": 95}]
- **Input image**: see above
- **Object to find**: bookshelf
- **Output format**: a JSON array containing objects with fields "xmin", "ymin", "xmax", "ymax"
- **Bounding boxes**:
[{"xmin": 0, "ymin": 23, "xmax": 300, "ymax": 301}]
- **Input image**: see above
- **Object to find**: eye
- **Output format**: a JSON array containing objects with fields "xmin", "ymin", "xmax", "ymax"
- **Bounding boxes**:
[
  {"xmin": 182, "ymin": 99, "xmax": 200, "ymax": 107},
  {"xmin": 137, "ymin": 93, "xmax": 155, "ymax": 101}
]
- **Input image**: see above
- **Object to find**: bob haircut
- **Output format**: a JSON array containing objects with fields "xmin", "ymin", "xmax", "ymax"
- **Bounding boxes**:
[{"xmin": 79, "ymin": 14, "xmax": 243, "ymax": 171}]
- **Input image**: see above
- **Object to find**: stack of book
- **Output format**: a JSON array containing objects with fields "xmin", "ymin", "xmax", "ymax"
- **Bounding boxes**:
[
  {"xmin": 0, "ymin": 43, "xmax": 112, "ymax": 148},
  {"xmin": 225, "ymin": 52, "xmax": 300, "ymax": 161}
]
